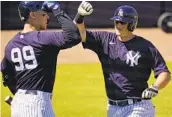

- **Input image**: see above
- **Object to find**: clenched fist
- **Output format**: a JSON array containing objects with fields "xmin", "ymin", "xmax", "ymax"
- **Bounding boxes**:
[{"xmin": 78, "ymin": 1, "xmax": 93, "ymax": 16}]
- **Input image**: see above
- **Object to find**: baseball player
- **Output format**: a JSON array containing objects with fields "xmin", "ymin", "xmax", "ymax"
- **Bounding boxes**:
[
  {"xmin": 74, "ymin": 2, "xmax": 171, "ymax": 117},
  {"xmin": 1, "ymin": 1, "xmax": 80, "ymax": 117}
]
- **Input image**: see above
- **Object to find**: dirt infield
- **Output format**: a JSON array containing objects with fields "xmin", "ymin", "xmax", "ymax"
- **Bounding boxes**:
[{"xmin": 1, "ymin": 28, "xmax": 172, "ymax": 63}]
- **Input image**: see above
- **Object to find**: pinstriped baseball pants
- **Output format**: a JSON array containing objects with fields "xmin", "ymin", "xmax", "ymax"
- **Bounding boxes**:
[
  {"xmin": 11, "ymin": 89, "xmax": 55, "ymax": 117},
  {"xmin": 107, "ymin": 100, "xmax": 155, "ymax": 117}
]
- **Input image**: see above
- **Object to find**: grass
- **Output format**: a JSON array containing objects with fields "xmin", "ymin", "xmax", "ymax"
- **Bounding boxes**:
[{"xmin": 1, "ymin": 62, "xmax": 172, "ymax": 117}]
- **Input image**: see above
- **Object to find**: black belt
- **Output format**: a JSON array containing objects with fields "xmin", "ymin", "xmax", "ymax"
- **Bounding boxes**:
[
  {"xmin": 109, "ymin": 99, "xmax": 142, "ymax": 106},
  {"xmin": 25, "ymin": 90, "xmax": 37, "ymax": 95},
  {"xmin": 21, "ymin": 90, "xmax": 52, "ymax": 99}
]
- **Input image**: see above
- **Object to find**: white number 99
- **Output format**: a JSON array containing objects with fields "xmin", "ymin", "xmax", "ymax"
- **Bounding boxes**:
[{"xmin": 11, "ymin": 46, "xmax": 38, "ymax": 71}]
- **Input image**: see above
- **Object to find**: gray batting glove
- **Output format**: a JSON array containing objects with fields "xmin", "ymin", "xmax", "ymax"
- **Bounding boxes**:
[
  {"xmin": 78, "ymin": 1, "xmax": 93, "ymax": 16},
  {"xmin": 142, "ymin": 85, "xmax": 158, "ymax": 99}
]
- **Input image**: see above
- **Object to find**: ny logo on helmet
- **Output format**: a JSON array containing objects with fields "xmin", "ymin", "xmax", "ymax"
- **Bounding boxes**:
[
  {"xmin": 118, "ymin": 9, "xmax": 124, "ymax": 17},
  {"xmin": 24, "ymin": 1, "xmax": 28, "ymax": 4},
  {"xmin": 47, "ymin": 2, "xmax": 54, "ymax": 8},
  {"xmin": 126, "ymin": 50, "xmax": 141, "ymax": 67}
]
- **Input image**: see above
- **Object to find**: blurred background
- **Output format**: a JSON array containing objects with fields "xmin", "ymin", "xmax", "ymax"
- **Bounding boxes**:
[
  {"xmin": 1, "ymin": 1, "xmax": 172, "ymax": 117},
  {"xmin": 1, "ymin": 1, "xmax": 172, "ymax": 30}
]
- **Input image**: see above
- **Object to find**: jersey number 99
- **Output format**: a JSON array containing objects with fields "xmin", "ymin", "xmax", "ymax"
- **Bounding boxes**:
[{"xmin": 11, "ymin": 46, "xmax": 38, "ymax": 71}]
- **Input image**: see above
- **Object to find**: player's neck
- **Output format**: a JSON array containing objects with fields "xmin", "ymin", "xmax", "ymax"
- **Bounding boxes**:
[
  {"xmin": 21, "ymin": 23, "xmax": 39, "ymax": 33},
  {"xmin": 115, "ymin": 28, "xmax": 135, "ymax": 42},
  {"xmin": 117, "ymin": 33, "xmax": 135, "ymax": 42}
]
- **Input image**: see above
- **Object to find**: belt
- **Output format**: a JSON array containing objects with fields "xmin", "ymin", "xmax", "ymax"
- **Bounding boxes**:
[
  {"xmin": 25, "ymin": 90, "xmax": 37, "ymax": 95},
  {"xmin": 17, "ymin": 89, "xmax": 52, "ymax": 99},
  {"xmin": 109, "ymin": 99, "xmax": 141, "ymax": 106}
]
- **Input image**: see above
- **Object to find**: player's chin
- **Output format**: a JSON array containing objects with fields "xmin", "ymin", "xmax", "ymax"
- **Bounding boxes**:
[
  {"xmin": 41, "ymin": 25, "xmax": 47, "ymax": 30},
  {"xmin": 117, "ymin": 29, "xmax": 124, "ymax": 33},
  {"xmin": 115, "ymin": 28, "xmax": 120, "ymax": 32},
  {"xmin": 116, "ymin": 26, "xmax": 122, "ymax": 30}
]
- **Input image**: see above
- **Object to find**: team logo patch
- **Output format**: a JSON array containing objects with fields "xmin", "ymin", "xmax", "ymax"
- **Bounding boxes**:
[
  {"xmin": 47, "ymin": 2, "xmax": 54, "ymax": 8},
  {"xmin": 126, "ymin": 50, "xmax": 141, "ymax": 67},
  {"xmin": 118, "ymin": 9, "xmax": 124, "ymax": 17},
  {"xmin": 24, "ymin": 1, "xmax": 28, "ymax": 4}
]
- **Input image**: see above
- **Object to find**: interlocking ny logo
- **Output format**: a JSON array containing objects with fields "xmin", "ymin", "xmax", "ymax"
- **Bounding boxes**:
[
  {"xmin": 126, "ymin": 50, "xmax": 141, "ymax": 67},
  {"xmin": 47, "ymin": 2, "xmax": 54, "ymax": 8},
  {"xmin": 118, "ymin": 9, "xmax": 124, "ymax": 16}
]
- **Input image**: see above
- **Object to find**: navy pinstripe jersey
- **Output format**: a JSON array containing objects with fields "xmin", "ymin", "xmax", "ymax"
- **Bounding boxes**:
[
  {"xmin": 1, "ymin": 31, "xmax": 80, "ymax": 93},
  {"xmin": 83, "ymin": 31, "xmax": 170, "ymax": 100}
]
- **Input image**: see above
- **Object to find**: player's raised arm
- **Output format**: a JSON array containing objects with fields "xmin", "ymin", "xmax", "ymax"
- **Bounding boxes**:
[
  {"xmin": 74, "ymin": 1, "xmax": 93, "ymax": 42},
  {"xmin": 42, "ymin": 1, "xmax": 81, "ymax": 49},
  {"xmin": 73, "ymin": 2, "xmax": 111, "ymax": 53}
]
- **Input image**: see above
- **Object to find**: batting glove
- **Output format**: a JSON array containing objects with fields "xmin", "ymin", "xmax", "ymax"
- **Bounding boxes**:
[
  {"xmin": 142, "ymin": 85, "xmax": 158, "ymax": 99},
  {"xmin": 42, "ymin": 1, "xmax": 60, "ymax": 12},
  {"xmin": 78, "ymin": 1, "xmax": 93, "ymax": 16}
]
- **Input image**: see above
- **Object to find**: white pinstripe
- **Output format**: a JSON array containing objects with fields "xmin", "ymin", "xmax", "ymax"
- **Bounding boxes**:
[
  {"xmin": 107, "ymin": 100, "xmax": 155, "ymax": 117},
  {"xmin": 11, "ymin": 89, "xmax": 54, "ymax": 117}
]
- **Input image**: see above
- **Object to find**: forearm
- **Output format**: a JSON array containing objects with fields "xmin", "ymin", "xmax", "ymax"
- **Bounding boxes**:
[
  {"xmin": 73, "ymin": 13, "xmax": 87, "ymax": 42},
  {"xmin": 53, "ymin": 8, "xmax": 80, "ymax": 42},
  {"xmin": 75, "ymin": 22, "xmax": 86, "ymax": 42},
  {"xmin": 74, "ymin": 2, "xmax": 93, "ymax": 42},
  {"xmin": 153, "ymin": 72, "xmax": 171, "ymax": 90}
]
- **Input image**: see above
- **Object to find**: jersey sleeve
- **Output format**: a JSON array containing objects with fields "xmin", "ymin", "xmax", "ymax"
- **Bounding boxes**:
[
  {"xmin": 82, "ymin": 31, "xmax": 107, "ymax": 53},
  {"xmin": 39, "ymin": 31, "xmax": 80, "ymax": 50},
  {"xmin": 39, "ymin": 8, "xmax": 81, "ymax": 50},
  {"xmin": 149, "ymin": 43, "xmax": 170, "ymax": 78}
]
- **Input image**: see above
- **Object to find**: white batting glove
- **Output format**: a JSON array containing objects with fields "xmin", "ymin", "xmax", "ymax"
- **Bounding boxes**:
[
  {"xmin": 78, "ymin": 1, "xmax": 93, "ymax": 16},
  {"xmin": 142, "ymin": 85, "xmax": 158, "ymax": 99}
]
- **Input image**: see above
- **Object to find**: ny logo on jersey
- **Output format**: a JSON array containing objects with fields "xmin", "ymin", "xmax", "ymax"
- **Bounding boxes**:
[{"xmin": 126, "ymin": 50, "xmax": 141, "ymax": 67}]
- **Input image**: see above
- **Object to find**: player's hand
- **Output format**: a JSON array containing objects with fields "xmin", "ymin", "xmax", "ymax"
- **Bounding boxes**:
[
  {"xmin": 78, "ymin": 1, "xmax": 93, "ymax": 16},
  {"xmin": 142, "ymin": 85, "xmax": 158, "ymax": 99},
  {"xmin": 42, "ymin": 1, "xmax": 60, "ymax": 12}
]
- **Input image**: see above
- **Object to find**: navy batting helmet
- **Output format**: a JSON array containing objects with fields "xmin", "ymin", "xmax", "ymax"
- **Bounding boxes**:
[
  {"xmin": 111, "ymin": 5, "xmax": 138, "ymax": 32},
  {"xmin": 18, "ymin": 1, "xmax": 44, "ymax": 22}
]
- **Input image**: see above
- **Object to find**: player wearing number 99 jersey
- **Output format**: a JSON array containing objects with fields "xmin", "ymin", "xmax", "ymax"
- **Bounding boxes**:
[{"xmin": 1, "ymin": 1, "xmax": 80, "ymax": 117}]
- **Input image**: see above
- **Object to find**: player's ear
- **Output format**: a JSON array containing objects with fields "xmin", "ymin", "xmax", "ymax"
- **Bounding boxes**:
[{"xmin": 30, "ymin": 12, "xmax": 36, "ymax": 19}]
